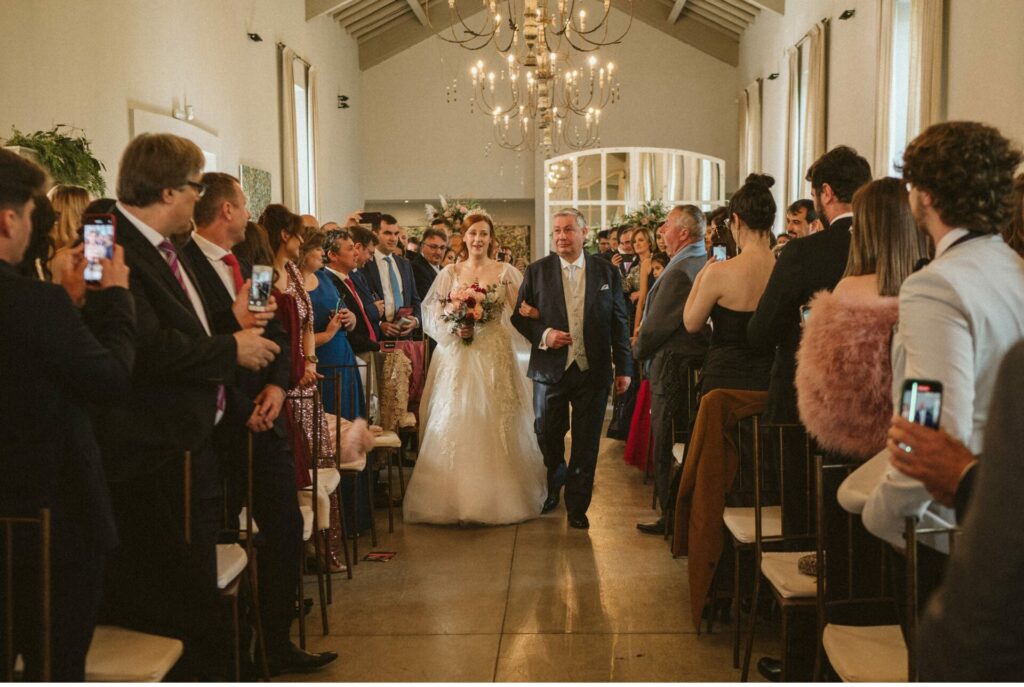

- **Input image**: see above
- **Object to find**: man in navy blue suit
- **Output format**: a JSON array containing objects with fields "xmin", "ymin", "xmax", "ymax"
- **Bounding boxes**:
[
  {"xmin": 512, "ymin": 208, "xmax": 633, "ymax": 529},
  {"xmin": 348, "ymin": 225, "xmax": 384, "ymax": 342},
  {"xmin": 359, "ymin": 214, "xmax": 421, "ymax": 340}
]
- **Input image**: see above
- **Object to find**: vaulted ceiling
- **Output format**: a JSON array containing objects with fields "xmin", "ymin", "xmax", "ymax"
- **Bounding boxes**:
[{"xmin": 306, "ymin": 0, "xmax": 783, "ymax": 69}]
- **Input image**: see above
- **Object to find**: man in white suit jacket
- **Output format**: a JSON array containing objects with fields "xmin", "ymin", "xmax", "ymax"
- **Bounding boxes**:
[{"xmin": 862, "ymin": 121, "xmax": 1024, "ymax": 548}]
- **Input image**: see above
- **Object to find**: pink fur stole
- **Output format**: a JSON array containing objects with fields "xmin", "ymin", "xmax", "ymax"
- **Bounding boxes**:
[{"xmin": 795, "ymin": 290, "xmax": 898, "ymax": 460}]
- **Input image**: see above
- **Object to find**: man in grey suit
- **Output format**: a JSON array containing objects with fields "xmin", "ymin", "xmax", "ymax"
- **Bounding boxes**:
[
  {"xmin": 633, "ymin": 205, "xmax": 710, "ymax": 535},
  {"xmin": 861, "ymin": 121, "xmax": 1024, "ymax": 548}
]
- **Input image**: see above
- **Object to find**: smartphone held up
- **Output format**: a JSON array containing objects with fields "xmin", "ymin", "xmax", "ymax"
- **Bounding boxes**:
[
  {"xmin": 249, "ymin": 265, "xmax": 273, "ymax": 312},
  {"xmin": 82, "ymin": 214, "xmax": 116, "ymax": 284}
]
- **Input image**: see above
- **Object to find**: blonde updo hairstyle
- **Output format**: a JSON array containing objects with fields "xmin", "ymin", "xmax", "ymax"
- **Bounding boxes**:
[
  {"xmin": 458, "ymin": 213, "xmax": 498, "ymax": 260},
  {"xmin": 47, "ymin": 184, "xmax": 91, "ymax": 249}
]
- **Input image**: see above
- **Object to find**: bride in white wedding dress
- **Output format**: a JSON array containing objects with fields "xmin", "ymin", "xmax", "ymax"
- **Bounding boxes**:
[{"xmin": 403, "ymin": 213, "xmax": 547, "ymax": 525}]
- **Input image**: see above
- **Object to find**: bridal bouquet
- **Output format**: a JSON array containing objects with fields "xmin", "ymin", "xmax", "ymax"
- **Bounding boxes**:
[{"xmin": 441, "ymin": 282, "xmax": 502, "ymax": 345}]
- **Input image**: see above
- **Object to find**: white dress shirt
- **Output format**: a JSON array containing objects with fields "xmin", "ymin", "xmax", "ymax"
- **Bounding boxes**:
[{"xmin": 191, "ymin": 230, "xmax": 237, "ymax": 298}]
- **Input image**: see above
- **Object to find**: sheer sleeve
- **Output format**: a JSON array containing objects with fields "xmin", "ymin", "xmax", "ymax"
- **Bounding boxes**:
[
  {"xmin": 502, "ymin": 263, "xmax": 524, "ymax": 312},
  {"xmin": 422, "ymin": 265, "xmax": 458, "ymax": 345}
]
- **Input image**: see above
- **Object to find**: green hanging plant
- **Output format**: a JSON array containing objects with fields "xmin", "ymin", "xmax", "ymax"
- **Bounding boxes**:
[{"xmin": 4, "ymin": 125, "xmax": 107, "ymax": 196}]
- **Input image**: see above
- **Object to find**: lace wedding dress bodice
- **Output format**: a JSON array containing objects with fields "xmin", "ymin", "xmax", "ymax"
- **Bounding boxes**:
[{"xmin": 403, "ymin": 262, "xmax": 546, "ymax": 525}]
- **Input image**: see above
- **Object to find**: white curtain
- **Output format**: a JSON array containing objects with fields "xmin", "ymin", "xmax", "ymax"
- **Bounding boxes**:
[
  {"xmin": 279, "ymin": 47, "xmax": 299, "ymax": 210},
  {"xmin": 801, "ymin": 22, "xmax": 827, "ymax": 198},
  {"xmin": 908, "ymin": 0, "xmax": 945, "ymax": 136},
  {"xmin": 309, "ymin": 66, "xmax": 321, "ymax": 219},
  {"xmin": 873, "ymin": 0, "xmax": 895, "ymax": 176},
  {"xmin": 739, "ymin": 79, "xmax": 762, "ymax": 181},
  {"xmin": 784, "ymin": 46, "xmax": 800, "ymax": 204}
]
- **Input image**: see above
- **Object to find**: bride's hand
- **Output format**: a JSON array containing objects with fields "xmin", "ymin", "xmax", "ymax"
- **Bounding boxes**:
[
  {"xmin": 457, "ymin": 324, "xmax": 475, "ymax": 339},
  {"xmin": 518, "ymin": 301, "xmax": 540, "ymax": 320}
]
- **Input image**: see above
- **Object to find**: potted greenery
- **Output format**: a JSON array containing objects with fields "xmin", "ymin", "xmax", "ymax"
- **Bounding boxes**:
[{"xmin": 3, "ymin": 125, "xmax": 106, "ymax": 196}]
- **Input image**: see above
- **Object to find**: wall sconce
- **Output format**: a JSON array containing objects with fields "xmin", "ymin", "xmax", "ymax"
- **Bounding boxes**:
[
  {"xmin": 172, "ymin": 98, "xmax": 195, "ymax": 122},
  {"xmin": 337, "ymin": 95, "xmax": 350, "ymax": 109},
  {"xmin": 839, "ymin": 9, "xmax": 855, "ymax": 20},
  {"xmin": 767, "ymin": 73, "xmax": 780, "ymax": 80},
  {"xmin": 247, "ymin": 32, "xmax": 263, "ymax": 42}
]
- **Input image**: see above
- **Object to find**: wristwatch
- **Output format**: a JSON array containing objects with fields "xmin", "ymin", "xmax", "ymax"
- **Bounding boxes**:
[{"xmin": 304, "ymin": 354, "xmax": 319, "ymax": 364}]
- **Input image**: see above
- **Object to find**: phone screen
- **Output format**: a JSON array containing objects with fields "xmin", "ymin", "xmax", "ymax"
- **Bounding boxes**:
[
  {"xmin": 800, "ymin": 305, "xmax": 811, "ymax": 323},
  {"xmin": 249, "ymin": 265, "xmax": 273, "ymax": 311},
  {"xmin": 712, "ymin": 245, "xmax": 727, "ymax": 261},
  {"xmin": 900, "ymin": 380, "xmax": 942, "ymax": 430},
  {"xmin": 82, "ymin": 215, "xmax": 115, "ymax": 283}
]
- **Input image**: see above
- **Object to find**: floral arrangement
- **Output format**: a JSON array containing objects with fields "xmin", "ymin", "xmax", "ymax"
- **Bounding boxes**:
[
  {"xmin": 618, "ymin": 200, "xmax": 669, "ymax": 230},
  {"xmin": 441, "ymin": 282, "xmax": 503, "ymax": 345},
  {"xmin": 425, "ymin": 195, "xmax": 481, "ymax": 231}
]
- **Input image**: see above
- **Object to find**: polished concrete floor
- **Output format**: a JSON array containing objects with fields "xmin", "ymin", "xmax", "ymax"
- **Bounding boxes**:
[{"xmin": 289, "ymin": 434, "xmax": 778, "ymax": 681}]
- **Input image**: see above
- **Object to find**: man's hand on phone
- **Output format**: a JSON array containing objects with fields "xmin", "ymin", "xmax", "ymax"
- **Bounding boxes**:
[
  {"xmin": 611, "ymin": 253, "xmax": 623, "ymax": 266},
  {"xmin": 233, "ymin": 281, "xmax": 277, "ymax": 329},
  {"xmin": 96, "ymin": 244, "xmax": 130, "ymax": 290},
  {"xmin": 325, "ymin": 312, "xmax": 346, "ymax": 336},
  {"xmin": 234, "ymin": 328, "xmax": 280, "ymax": 370},
  {"xmin": 61, "ymin": 245, "xmax": 88, "ymax": 307},
  {"xmin": 398, "ymin": 318, "xmax": 417, "ymax": 336},
  {"xmin": 545, "ymin": 329, "xmax": 573, "ymax": 349},
  {"xmin": 887, "ymin": 415, "xmax": 974, "ymax": 507},
  {"xmin": 344, "ymin": 210, "xmax": 364, "ymax": 228}
]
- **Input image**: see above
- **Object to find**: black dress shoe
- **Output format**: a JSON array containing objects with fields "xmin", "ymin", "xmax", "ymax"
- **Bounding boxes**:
[
  {"xmin": 266, "ymin": 643, "xmax": 338, "ymax": 676},
  {"xmin": 541, "ymin": 494, "xmax": 560, "ymax": 514},
  {"xmin": 636, "ymin": 519, "xmax": 666, "ymax": 535},
  {"xmin": 568, "ymin": 514, "xmax": 590, "ymax": 529},
  {"xmin": 757, "ymin": 656, "xmax": 782, "ymax": 682}
]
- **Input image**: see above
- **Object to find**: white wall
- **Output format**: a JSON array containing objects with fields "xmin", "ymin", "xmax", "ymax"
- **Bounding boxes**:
[
  {"xmin": 364, "ymin": 199, "xmax": 536, "ymax": 228},
  {"xmin": 738, "ymin": 0, "xmax": 1024, "ymax": 229},
  {"xmin": 0, "ymin": 0, "xmax": 363, "ymax": 221}
]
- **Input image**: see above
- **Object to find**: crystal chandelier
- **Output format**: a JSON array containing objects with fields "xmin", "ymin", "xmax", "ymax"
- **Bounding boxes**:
[{"xmin": 436, "ymin": 0, "xmax": 631, "ymax": 154}]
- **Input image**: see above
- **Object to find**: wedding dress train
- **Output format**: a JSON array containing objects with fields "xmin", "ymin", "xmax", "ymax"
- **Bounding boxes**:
[{"xmin": 403, "ymin": 262, "xmax": 547, "ymax": 525}]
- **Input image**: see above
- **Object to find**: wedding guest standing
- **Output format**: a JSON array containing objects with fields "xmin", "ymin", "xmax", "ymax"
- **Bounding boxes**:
[
  {"xmin": 97, "ymin": 134, "xmax": 279, "ymax": 680},
  {"xmin": 362, "ymin": 215, "xmax": 420, "ymax": 339},
  {"xmin": 411, "ymin": 227, "xmax": 448, "ymax": 300},
  {"xmin": 322, "ymin": 228, "xmax": 380, "ymax": 355},
  {"xmin": 0, "ymin": 150, "xmax": 135, "ymax": 681},
  {"xmin": 47, "ymin": 184, "xmax": 90, "ymax": 283}
]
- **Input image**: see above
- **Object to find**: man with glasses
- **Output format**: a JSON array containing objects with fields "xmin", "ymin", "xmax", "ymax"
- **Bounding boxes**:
[
  {"xmin": 411, "ymin": 227, "xmax": 448, "ymax": 301},
  {"xmin": 97, "ymin": 134, "xmax": 280, "ymax": 679}
]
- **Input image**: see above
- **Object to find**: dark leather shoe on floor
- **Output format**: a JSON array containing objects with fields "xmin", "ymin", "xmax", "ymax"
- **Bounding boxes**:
[
  {"xmin": 636, "ymin": 519, "xmax": 666, "ymax": 535},
  {"xmin": 568, "ymin": 514, "xmax": 590, "ymax": 529},
  {"xmin": 541, "ymin": 494, "xmax": 560, "ymax": 514},
  {"xmin": 757, "ymin": 656, "xmax": 782, "ymax": 682},
  {"xmin": 267, "ymin": 643, "xmax": 338, "ymax": 676}
]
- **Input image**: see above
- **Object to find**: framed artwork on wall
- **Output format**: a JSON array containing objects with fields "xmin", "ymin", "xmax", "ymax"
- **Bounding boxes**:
[{"xmin": 240, "ymin": 164, "xmax": 272, "ymax": 219}]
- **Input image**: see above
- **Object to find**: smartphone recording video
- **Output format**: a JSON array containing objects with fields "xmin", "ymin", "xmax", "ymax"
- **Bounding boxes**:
[
  {"xmin": 82, "ymin": 214, "xmax": 116, "ymax": 284},
  {"xmin": 712, "ymin": 245, "xmax": 727, "ymax": 262},
  {"xmin": 900, "ymin": 379, "xmax": 943, "ymax": 430},
  {"xmin": 249, "ymin": 265, "xmax": 273, "ymax": 312}
]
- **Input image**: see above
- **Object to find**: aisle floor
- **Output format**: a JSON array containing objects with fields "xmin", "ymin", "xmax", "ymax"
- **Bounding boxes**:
[{"xmin": 290, "ymin": 434, "xmax": 778, "ymax": 681}]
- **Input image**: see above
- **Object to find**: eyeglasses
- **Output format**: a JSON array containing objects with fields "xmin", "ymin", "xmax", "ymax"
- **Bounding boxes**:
[
  {"xmin": 180, "ymin": 180, "xmax": 207, "ymax": 198},
  {"xmin": 423, "ymin": 242, "xmax": 447, "ymax": 250}
]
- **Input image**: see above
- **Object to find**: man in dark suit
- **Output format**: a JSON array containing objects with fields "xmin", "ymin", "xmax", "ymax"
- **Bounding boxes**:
[
  {"xmin": 321, "ymin": 228, "xmax": 379, "ymax": 355},
  {"xmin": 93, "ymin": 134, "xmax": 279, "ymax": 680},
  {"xmin": 410, "ymin": 227, "xmax": 448, "ymax": 301},
  {"xmin": 0, "ymin": 150, "xmax": 135, "ymax": 680},
  {"xmin": 181, "ymin": 172, "xmax": 336, "ymax": 675},
  {"xmin": 349, "ymin": 225, "xmax": 384, "ymax": 342},
  {"xmin": 361, "ymin": 215, "xmax": 421, "ymax": 339},
  {"xmin": 512, "ymin": 208, "xmax": 632, "ymax": 529},
  {"xmin": 747, "ymin": 145, "xmax": 870, "ymax": 682},
  {"xmin": 632, "ymin": 205, "xmax": 710, "ymax": 535}
]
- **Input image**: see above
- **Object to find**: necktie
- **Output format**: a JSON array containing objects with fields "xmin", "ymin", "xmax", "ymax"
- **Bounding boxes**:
[
  {"xmin": 385, "ymin": 255, "xmax": 404, "ymax": 308},
  {"xmin": 345, "ymin": 277, "xmax": 378, "ymax": 342},
  {"xmin": 221, "ymin": 253, "xmax": 244, "ymax": 293},
  {"xmin": 158, "ymin": 240, "xmax": 226, "ymax": 415}
]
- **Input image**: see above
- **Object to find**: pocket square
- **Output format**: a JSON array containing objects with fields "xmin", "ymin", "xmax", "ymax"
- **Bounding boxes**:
[{"xmin": 600, "ymin": 283, "xmax": 610, "ymax": 291}]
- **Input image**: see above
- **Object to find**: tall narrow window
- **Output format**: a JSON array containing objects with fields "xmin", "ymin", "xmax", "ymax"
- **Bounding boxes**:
[
  {"xmin": 293, "ymin": 60, "xmax": 317, "ymax": 216},
  {"xmin": 887, "ymin": 0, "xmax": 913, "ymax": 176}
]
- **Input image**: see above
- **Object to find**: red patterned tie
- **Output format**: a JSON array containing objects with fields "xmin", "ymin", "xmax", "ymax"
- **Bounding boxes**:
[
  {"xmin": 221, "ymin": 253, "xmax": 245, "ymax": 294},
  {"xmin": 345, "ymin": 277, "xmax": 378, "ymax": 343},
  {"xmin": 158, "ymin": 240, "xmax": 226, "ymax": 415}
]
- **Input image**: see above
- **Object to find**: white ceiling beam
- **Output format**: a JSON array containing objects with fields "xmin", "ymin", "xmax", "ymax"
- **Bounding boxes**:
[
  {"xmin": 359, "ymin": 12, "xmax": 418, "ymax": 41},
  {"xmin": 689, "ymin": 0, "xmax": 748, "ymax": 31},
  {"xmin": 350, "ymin": 5, "xmax": 410, "ymax": 35},
  {"xmin": 704, "ymin": 0, "xmax": 756, "ymax": 23},
  {"xmin": 684, "ymin": 9, "xmax": 741, "ymax": 37},
  {"xmin": 403, "ymin": 0, "xmax": 428, "ymax": 25},
  {"xmin": 667, "ymin": 0, "xmax": 689, "ymax": 23},
  {"xmin": 306, "ymin": 0, "xmax": 358, "ymax": 20},
  {"xmin": 336, "ymin": 0, "xmax": 393, "ymax": 24},
  {"xmin": 745, "ymin": 0, "xmax": 784, "ymax": 14}
]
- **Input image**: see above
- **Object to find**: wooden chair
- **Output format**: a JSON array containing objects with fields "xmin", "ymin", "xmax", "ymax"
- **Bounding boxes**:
[
  {"xmin": 293, "ymin": 396, "xmax": 331, "ymax": 647},
  {"xmin": 1, "ymin": 508, "xmax": 51, "ymax": 681},
  {"xmin": 740, "ymin": 423, "xmax": 818, "ymax": 682}
]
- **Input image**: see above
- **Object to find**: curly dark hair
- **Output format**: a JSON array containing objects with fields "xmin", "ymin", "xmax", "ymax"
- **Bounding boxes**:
[
  {"xmin": 902, "ymin": 121, "xmax": 1023, "ymax": 233},
  {"xmin": 805, "ymin": 146, "xmax": 872, "ymax": 203},
  {"xmin": 729, "ymin": 173, "xmax": 776, "ymax": 231},
  {"xmin": 1001, "ymin": 173, "xmax": 1024, "ymax": 257}
]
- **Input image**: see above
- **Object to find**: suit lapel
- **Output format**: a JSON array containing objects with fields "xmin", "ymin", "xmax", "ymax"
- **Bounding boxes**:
[
  {"xmin": 117, "ymin": 214, "xmax": 195, "ymax": 315},
  {"xmin": 548, "ymin": 255, "xmax": 570, "ymax": 327},
  {"xmin": 583, "ymin": 253, "xmax": 599, "ymax": 316}
]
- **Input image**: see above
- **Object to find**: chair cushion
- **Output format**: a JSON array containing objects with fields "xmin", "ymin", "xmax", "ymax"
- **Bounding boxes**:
[
  {"xmin": 823, "ymin": 624, "xmax": 907, "ymax": 682},
  {"xmin": 238, "ymin": 507, "xmax": 259, "ymax": 535},
  {"xmin": 374, "ymin": 430, "xmax": 402, "ymax": 449},
  {"xmin": 216, "ymin": 543, "xmax": 248, "ymax": 590},
  {"xmin": 311, "ymin": 467, "xmax": 341, "ymax": 494},
  {"xmin": 760, "ymin": 551, "xmax": 817, "ymax": 598},
  {"xmin": 672, "ymin": 443, "xmax": 686, "ymax": 463},
  {"xmin": 86, "ymin": 625, "xmax": 183, "ymax": 682},
  {"xmin": 723, "ymin": 506, "xmax": 782, "ymax": 544}
]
